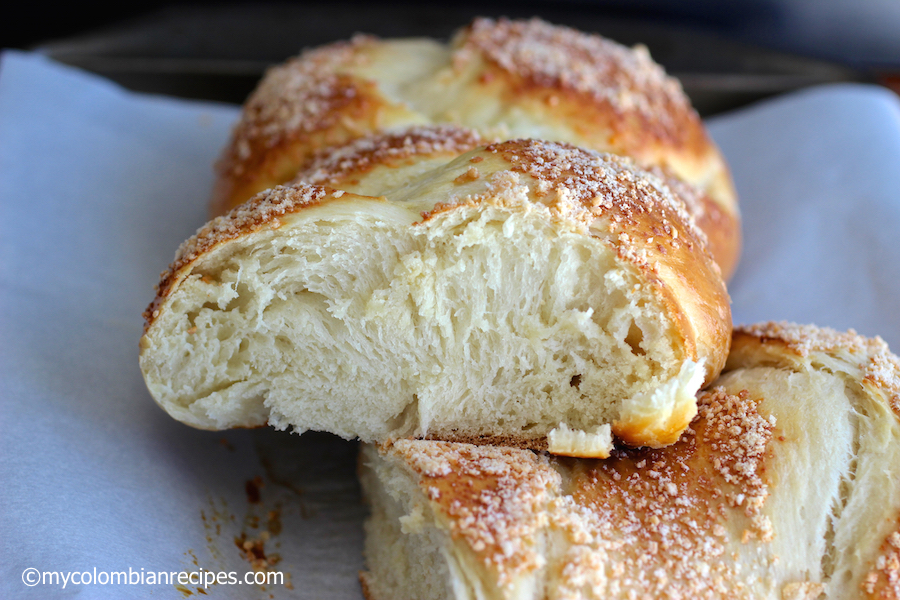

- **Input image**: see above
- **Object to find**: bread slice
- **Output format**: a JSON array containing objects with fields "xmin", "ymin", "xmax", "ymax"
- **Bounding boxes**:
[
  {"xmin": 210, "ymin": 17, "xmax": 740, "ymax": 279},
  {"xmin": 140, "ymin": 138, "xmax": 731, "ymax": 455},
  {"xmin": 359, "ymin": 322, "xmax": 900, "ymax": 599}
]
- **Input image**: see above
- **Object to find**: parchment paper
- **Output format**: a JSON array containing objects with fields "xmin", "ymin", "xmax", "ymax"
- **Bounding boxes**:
[{"xmin": 2, "ymin": 49, "xmax": 899, "ymax": 599}]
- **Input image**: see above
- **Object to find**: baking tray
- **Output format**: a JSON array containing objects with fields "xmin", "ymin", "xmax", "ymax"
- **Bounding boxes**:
[{"xmin": 37, "ymin": 3, "xmax": 864, "ymax": 115}]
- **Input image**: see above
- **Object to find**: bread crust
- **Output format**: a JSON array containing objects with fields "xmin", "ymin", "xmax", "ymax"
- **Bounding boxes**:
[
  {"xmin": 453, "ymin": 18, "xmax": 725, "ymax": 196},
  {"xmin": 142, "ymin": 138, "xmax": 730, "ymax": 452},
  {"xmin": 360, "ymin": 322, "xmax": 900, "ymax": 599},
  {"xmin": 294, "ymin": 124, "xmax": 488, "ymax": 189},
  {"xmin": 210, "ymin": 35, "xmax": 431, "ymax": 217},
  {"xmin": 362, "ymin": 386, "xmax": 778, "ymax": 600},
  {"xmin": 210, "ymin": 17, "xmax": 740, "ymax": 278}
]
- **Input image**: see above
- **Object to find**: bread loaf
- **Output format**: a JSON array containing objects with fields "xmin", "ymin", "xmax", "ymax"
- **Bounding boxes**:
[
  {"xmin": 359, "ymin": 322, "xmax": 900, "ymax": 599},
  {"xmin": 211, "ymin": 17, "xmax": 740, "ymax": 278},
  {"xmin": 140, "ymin": 136, "xmax": 731, "ymax": 456}
]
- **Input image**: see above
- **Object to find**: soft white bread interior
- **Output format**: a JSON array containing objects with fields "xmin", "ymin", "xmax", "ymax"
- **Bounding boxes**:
[
  {"xmin": 140, "ymin": 138, "xmax": 731, "ymax": 455},
  {"xmin": 211, "ymin": 17, "xmax": 740, "ymax": 279},
  {"xmin": 359, "ymin": 322, "xmax": 900, "ymax": 600}
]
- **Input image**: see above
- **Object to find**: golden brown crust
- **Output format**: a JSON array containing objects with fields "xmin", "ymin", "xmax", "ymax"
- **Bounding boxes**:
[
  {"xmin": 358, "ymin": 571, "xmax": 376, "ymax": 600},
  {"xmin": 209, "ymin": 19, "xmax": 740, "ymax": 282},
  {"xmin": 558, "ymin": 388, "xmax": 775, "ymax": 595},
  {"xmin": 456, "ymin": 17, "xmax": 711, "ymax": 162},
  {"xmin": 365, "ymin": 325, "xmax": 900, "ymax": 598},
  {"xmin": 293, "ymin": 125, "xmax": 487, "ymax": 188},
  {"xmin": 210, "ymin": 36, "xmax": 421, "ymax": 216},
  {"xmin": 610, "ymin": 394, "xmax": 698, "ymax": 447},
  {"xmin": 389, "ymin": 439, "xmax": 558, "ymax": 585},
  {"xmin": 650, "ymin": 165, "xmax": 741, "ymax": 280},
  {"xmin": 735, "ymin": 321, "xmax": 891, "ymax": 358},
  {"xmin": 376, "ymin": 386, "xmax": 775, "ymax": 597},
  {"xmin": 474, "ymin": 140, "xmax": 709, "ymax": 245}
]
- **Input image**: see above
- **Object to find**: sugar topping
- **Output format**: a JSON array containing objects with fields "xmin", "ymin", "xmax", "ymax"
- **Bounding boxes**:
[
  {"xmin": 549, "ymin": 386, "xmax": 774, "ymax": 598},
  {"xmin": 736, "ymin": 322, "xmax": 884, "ymax": 357},
  {"xmin": 460, "ymin": 17, "xmax": 698, "ymax": 144},
  {"xmin": 221, "ymin": 36, "xmax": 374, "ymax": 176},
  {"xmin": 387, "ymin": 386, "xmax": 777, "ymax": 596},
  {"xmin": 781, "ymin": 581, "xmax": 825, "ymax": 600},
  {"xmin": 293, "ymin": 125, "xmax": 485, "ymax": 186},
  {"xmin": 737, "ymin": 322, "xmax": 900, "ymax": 416},
  {"xmin": 696, "ymin": 387, "xmax": 775, "ymax": 542},
  {"xmin": 480, "ymin": 139, "xmax": 710, "ymax": 259},
  {"xmin": 391, "ymin": 439, "xmax": 559, "ymax": 587},
  {"xmin": 144, "ymin": 184, "xmax": 331, "ymax": 328},
  {"xmin": 864, "ymin": 526, "xmax": 900, "ymax": 597},
  {"xmin": 647, "ymin": 165, "xmax": 709, "ymax": 224}
]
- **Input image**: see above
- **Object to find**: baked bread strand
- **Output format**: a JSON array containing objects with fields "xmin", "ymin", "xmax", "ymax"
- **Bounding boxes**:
[
  {"xmin": 211, "ymin": 17, "xmax": 740, "ymax": 279},
  {"xmin": 291, "ymin": 124, "xmax": 737, "ymax": 286},
  {"xmin": 359, "ymin": 322, "xmax": 900, "ymax": 599},
  {"xmin": 140, "ymin": 138, "xmax": 730, "ymax": 455}
]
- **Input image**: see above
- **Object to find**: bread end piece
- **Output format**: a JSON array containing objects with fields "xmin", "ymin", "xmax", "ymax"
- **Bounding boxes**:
[
  {"xmin": 142, "ymin": 141, "xmax": 731, "ymax": 455},
  {"xmin": 547, "ymin": 423, "xmax": 613, "ymax": 459},
  {"xmin": 360, "ymin": 324, "xmax": 900, "ymax": 598}
]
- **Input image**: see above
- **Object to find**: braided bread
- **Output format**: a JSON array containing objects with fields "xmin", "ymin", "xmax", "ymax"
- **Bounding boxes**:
[
  {"xmin": 211, "ymin": 17, "xmax": 740, "ymax": 278},
  {"xmin": 360, "ymin": 322, "xmax": 900, "ymax": 599},
  {"xmin": 140, "ymin": 136, "xmax": 730, "ymax": 456}
]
